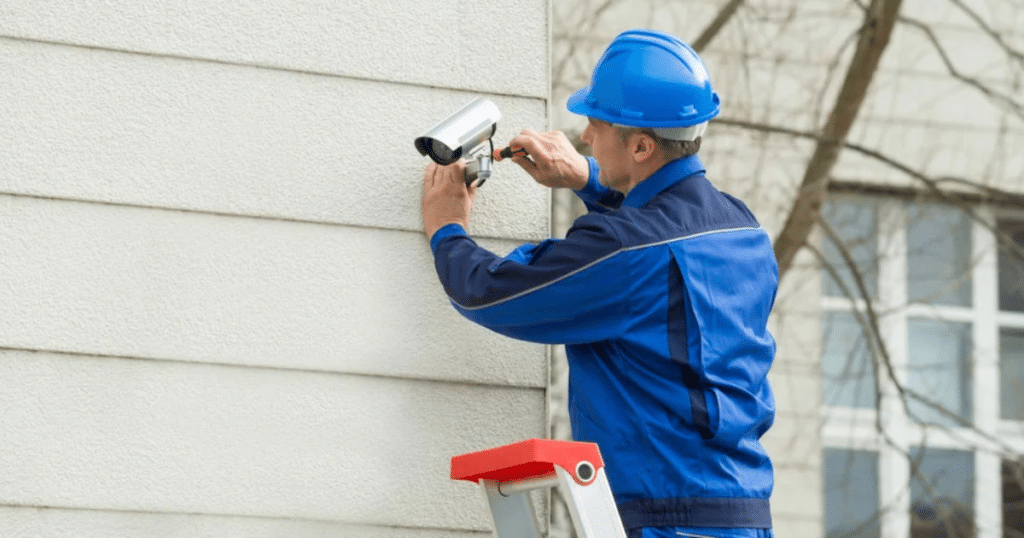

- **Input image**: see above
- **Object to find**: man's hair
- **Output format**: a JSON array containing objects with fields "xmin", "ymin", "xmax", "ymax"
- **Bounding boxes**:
[{"xmin": 614, "ymin": 126, "xmax": 701, "ymax": 160}]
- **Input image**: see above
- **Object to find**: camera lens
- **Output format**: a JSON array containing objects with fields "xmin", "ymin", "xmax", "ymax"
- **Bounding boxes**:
[{"xmin": 429, "ymin": 139, "xmax": 460, "ymax": 164}]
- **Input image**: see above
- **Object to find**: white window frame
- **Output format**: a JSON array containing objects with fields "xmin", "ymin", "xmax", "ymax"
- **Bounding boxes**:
[{"xmin": 821, "ymin": 195, "xmax": 1024, "ymax": 538}]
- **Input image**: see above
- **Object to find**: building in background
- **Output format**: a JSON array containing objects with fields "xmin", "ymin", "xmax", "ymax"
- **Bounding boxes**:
[
  {"xmin": 0, "ymin": 2, "xmax": 552, "ymax": 536},
  {"xmin": 551, "ymin": 1, "xmax": 1024, "ymax": 538}
]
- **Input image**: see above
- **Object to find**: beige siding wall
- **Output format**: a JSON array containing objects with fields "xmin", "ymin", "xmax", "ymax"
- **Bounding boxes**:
[{"xmin": 0, "ymin": 2, "xmax": 550, "ymax": 536}]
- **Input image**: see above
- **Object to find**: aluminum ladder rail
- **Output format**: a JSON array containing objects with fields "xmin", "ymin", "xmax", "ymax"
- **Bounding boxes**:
[{"xmin": 451, "ymin": 438, "xmax": 628, "ymax": 538}]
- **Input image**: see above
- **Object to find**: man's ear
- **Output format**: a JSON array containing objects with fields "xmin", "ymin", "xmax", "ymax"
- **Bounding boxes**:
[{"xmin": 631, "ymin": 133, "xmax": 656, "ymax": 163}]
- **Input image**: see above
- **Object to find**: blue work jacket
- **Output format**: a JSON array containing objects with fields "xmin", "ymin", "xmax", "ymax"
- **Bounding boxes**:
[{"xmin": 430, "ymin": 155, "xmax": 778, "ymax": 532}]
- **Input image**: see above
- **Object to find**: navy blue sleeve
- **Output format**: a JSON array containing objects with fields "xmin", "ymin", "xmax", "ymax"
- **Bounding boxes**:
[
  {"xmin": 573, "ymin": 157, "xmax": 624, "ymax": 213},
  {"xmin": 429, "ymin": 223, "xmax": 469, "ymax": 254},
  {"xmin": 431, "ymin": 214, "xmax": 631, "ymax": 344}
]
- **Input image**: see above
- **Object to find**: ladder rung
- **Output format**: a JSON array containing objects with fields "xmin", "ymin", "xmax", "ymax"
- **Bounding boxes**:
[{"xmin": 496, "ymin": 473, "xmax": 560, "ymax": 496}]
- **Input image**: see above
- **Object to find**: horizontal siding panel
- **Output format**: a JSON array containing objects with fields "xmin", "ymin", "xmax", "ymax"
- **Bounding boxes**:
[
  {"xmin": 0, "ymin": 506, "xmax": 494, "ymax": 538},
  {"xmin": 0, "ymin": 349, "xmax": 544, "ymax": 529},
  {"xmin": 0, "ymin": 195, "xmax": 546, "ymax": 388},
  {"xmin": 0, "ymin": 0, "xmax": 547, "ymax": 98},
  {"xmin": 0, "ymin": 38, "xmax": 550, "ymax": 241}
]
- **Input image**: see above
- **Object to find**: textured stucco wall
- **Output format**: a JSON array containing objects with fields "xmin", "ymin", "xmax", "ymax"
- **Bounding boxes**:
[{"xmin": 0, "ymin": 1, "xmax": 550, "ymax": 536}]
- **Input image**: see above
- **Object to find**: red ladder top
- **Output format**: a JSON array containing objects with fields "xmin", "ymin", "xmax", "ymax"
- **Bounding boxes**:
[{"xmin": 450, "ymin": 438, "xmax": 604, "ymax": 483}]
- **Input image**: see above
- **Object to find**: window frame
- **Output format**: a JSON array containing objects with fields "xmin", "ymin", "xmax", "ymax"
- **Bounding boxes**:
[{"xmin": 820, "ymin": 194, "xmax": 1024, "ymax": 538}]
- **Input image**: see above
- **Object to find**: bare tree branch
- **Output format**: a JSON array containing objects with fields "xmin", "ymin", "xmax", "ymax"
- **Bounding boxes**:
[
  {"xmin": 813, "ymin": 207, "xmax": 1024, "ymax": 460},
  {"xmin": 899, "ymin": 13, "xmax": 1024, "ymax": 122},
  {"xmin": 691, "ymin": 0, "xmax": 747, "ymax": 52},
  {"xmin": 715, "ymin": 117, "xmax": 1024, "ymax": 203},
  {"xmin": 808, "ymin": 221, "xmax": 895, "ymax": 434},
  {"xmin": 812, "ymin": 28, "xmax": 862, "ymax": 128},
  {"xmin": 552, "ymin": 1, "xmax": 1024, "ymax": 530},
  {"xmin": 716, "ymin": 116, "xmax": 1024, "ymax": 267},
  {"xmin": 946, "ymin": 0, "xmax": 1024, "ymax": 66},
  {"xmin": 806, "ymin": 220, "xmax": 989, "ymax": 441},
  {"xmin": 552, "ymin": 0, "xmax": 620, "ymax": 90},
  {"xmin": 772, "ymin": 0, "xmax": 904, "ymax": 280},
  {"xmin": 718, "ymin": 117, "xmax": 1024, "ymax": 459}
]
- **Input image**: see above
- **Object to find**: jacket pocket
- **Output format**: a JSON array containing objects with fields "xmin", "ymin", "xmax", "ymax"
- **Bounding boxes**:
[{"xmin": 667, "ymin": 246, "xmax": 717, "ymax": 440}]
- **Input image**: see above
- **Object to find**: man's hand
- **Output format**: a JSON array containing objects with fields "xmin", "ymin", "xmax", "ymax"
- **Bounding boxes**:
[
  {"xmin": 421, "ymin": 160, "xmax": 476, "ymax": 240},
  {"xmin": 505, "ymin": 129, "xmax": 589, "ymax": 190}
]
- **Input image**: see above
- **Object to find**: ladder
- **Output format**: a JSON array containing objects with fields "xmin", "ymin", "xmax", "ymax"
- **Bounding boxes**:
[{"xmin": 450, "ymin": 438, "xmax": 628, "ymax": 538}]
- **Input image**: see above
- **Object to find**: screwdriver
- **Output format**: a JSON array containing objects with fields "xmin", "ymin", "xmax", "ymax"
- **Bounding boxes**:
[{"xmin": 492, "ymin": 146, "xmax": 529, "ymax": 161}]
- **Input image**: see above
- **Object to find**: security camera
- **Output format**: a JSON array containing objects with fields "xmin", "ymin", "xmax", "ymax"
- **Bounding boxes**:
[{"xmin": 415, "ymin": 97, "xmax": 501, "ymax": 188}]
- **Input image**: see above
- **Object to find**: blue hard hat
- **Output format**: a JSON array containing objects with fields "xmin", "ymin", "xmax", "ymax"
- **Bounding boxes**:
[{"xmin": 567, "ymin": 29, "xmax": 721, "ymax": 129}]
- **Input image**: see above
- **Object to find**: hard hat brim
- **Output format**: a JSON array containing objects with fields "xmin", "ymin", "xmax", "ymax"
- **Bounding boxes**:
[{"xmin": 567, "ymin": 86, "xmax": 719, "ymax": 129}]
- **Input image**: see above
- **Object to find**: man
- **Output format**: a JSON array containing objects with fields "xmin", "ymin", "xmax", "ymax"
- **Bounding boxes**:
[{"xmin": 422, "ymin": 29, "xmax": 777, "ymax": 538}]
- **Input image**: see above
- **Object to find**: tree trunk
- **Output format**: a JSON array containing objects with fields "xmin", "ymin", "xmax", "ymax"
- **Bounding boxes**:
[
  {"xmin": 772, "ymin": 0, "xmax": 904, "ymax": 279},
  {"xmin": 692, "ymin": 0, "xmax": 746, "ymax": 52}
]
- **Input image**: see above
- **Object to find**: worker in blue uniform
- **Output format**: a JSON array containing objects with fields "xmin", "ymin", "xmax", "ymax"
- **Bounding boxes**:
[{"xmin": 421, "ymin": 29, "xmax": 777, "ymax": 538}]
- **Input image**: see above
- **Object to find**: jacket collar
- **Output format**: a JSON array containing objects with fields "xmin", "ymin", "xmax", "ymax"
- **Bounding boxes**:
[{"xmin": 621, "ymin": 154, "xmax": 706, "ymax": 208}]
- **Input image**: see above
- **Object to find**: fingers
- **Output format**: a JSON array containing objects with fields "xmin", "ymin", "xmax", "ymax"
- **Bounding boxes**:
[
  {"xmin": 450, "ymin": 159, "xmax": 466, "ymax": 175},
  {"xmin": 503, "ymin": 130, "xmax": 548, "ymax": 181},
  {"xmin": 423, "ymin": 162, "xmax": 438, "ymax": 192},
  {"xmin": 447, "ymin": 160, "xmax": 467, "ymax": 188},
  {"xmin": 493, "ymin": 146, "xmax": 529, "ymax": 162},
  {"xmin": 424, "ymin": 160, "xmax": 468, "ymax": 190},
  {"xmin": 421, "ymin": 158, "xmax": 475, "ymax": 238},
  {"xmin": 507, "ymin": 129, "xmax": 548, "ymax": 164}
]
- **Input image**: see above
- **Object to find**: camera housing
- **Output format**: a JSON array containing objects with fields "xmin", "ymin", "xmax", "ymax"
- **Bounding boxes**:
[{"xmin": 415, "ymin": 97, "xmax": 501, "ymax": 187}]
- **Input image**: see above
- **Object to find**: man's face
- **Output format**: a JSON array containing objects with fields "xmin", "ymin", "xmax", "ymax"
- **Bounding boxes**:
[{"xmin": 580, "ymin": 117, "xmax": 631, "ymax": 193}]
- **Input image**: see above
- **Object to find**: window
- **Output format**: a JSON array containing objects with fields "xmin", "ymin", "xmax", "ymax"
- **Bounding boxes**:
[
  {"xmin": 1003, "ymin": 461, "xmax": 1024, "ymax": 537},
  {"xmin": 997, "ymin": 220, "xmax": 1024, "ymax": 313},
  {"xmin": 820, "ymin": 197, "xmax": 1024, "ymax": 538},
  {"xmin": 824, "ymin": 448, "xmax": 881, "ymax": 538},
  {"xmin": 909, "ymin": 448, "xmax": 974, "ymax": 538},
  {"xmin": 822, "ymin": 311, "xmax": 877, "ymax": 409},
  {"xmin": 1001, "ymin": 330, "xmax": 1024, "ymax": 421},
  {"xmin": 905, "ymin": 203, "xmax": 971, "ymax": 307},
  {"xmin": 906, "ymin": 319, "xmax": 972, "ymax": 428}
]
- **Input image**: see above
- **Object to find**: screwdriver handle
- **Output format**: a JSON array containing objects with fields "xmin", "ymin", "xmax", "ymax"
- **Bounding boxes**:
[{"xmin": 493, "ymin": 146, "xmax": 528, "ymax": 161}]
